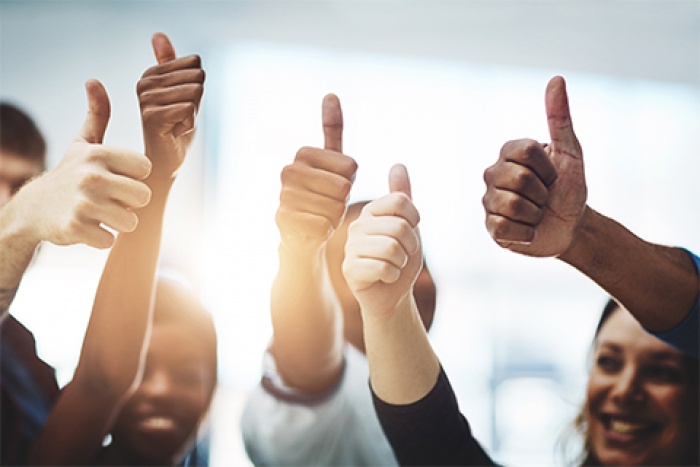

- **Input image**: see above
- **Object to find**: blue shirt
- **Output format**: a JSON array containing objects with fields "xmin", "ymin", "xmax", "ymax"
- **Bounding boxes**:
[
  {"xmin": 649, "ymin": 249, "xmax": 699, "ymax": 358},
  {"xmin": 1, "ymin": 315, "xmax": 59, "ymax": 464}
]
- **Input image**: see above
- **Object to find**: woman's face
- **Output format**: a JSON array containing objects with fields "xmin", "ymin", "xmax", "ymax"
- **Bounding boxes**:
[
  {"xmin": 110, "ymin": 323, "xmax": 216, "ymax": 464},
  {"xmin": 586, "ymin": 307, "xmax": 698, "ymax": 465}
]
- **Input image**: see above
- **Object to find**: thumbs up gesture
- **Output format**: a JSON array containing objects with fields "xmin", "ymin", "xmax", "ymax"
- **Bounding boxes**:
[
  {"xmin": 482, "ymin": 75, "xmax": 587, "ymax": 257},
  {"xmin": 14, "ymin": 79, "xmax": 152, "ymax": 248},
  {"xmin": 275, "ymin": 94, "xmax": 358, "ymax": 252},
  {"xmin": 343, "ymin": 164, "xmax": 423, "ymax": 317},
  {"xmin": 137, "ymin": 32, "xmax": 205, "ymax": 180}
]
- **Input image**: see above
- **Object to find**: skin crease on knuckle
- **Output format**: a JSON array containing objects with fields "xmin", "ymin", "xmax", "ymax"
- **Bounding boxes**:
[
  {"xmin": 512, "ymin": 167, "xmax": 540, "ymax": 197},
  {"xmin": 78, "ymin": 170, "xmax": 106, "ymax": 193},
  {"xmin": 504, "ymin": 194, "xmax": 534, "ymax": 221},
  {"xmin": 516, "ymin": 139, "xmax": 543, "ymax": 166},
  {"xmin": 386, "ymin": 239, "xmax": 408, "ymax": 269}
]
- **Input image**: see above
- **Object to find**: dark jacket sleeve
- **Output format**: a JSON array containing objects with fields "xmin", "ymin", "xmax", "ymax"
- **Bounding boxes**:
[{"xmin": 372, "ymin": 366, "xmax": 496, "ymax": 466}]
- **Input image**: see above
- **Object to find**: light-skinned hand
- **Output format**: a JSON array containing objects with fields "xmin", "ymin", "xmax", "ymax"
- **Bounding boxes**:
[
  {"xmin": 14, "ymin": 79, "xmax": 151, "ymax": 249},
  {"xmin": 343, "ymin": 164, "xmax": 423, "ymax": 318}
]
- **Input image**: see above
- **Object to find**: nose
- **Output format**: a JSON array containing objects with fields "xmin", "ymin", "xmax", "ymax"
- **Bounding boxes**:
[
  {"xmin": 139, "ymin": 368, "xmax": 174, "ymax": 399},
  {"xmin": 610, "ymin": 366, "xmax": 645, "ymax": 406}
]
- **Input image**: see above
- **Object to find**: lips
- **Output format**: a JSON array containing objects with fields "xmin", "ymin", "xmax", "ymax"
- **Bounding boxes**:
[
  {"xmin": 138, "ymin": 415, "xmax": 178, "ymax": 432},
  {"xmin": 602, "ymin": 415, "xmax": 662, "ymax": 441}
]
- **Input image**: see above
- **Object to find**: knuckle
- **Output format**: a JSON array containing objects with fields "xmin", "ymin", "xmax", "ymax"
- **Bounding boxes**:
[
  {"xmin": 79, "ymin": 170, "xmax": 104, "ymax": 190},
  {"xmin": 483, "ymin": 165, "xmax": 496, "ymax": 184},
  {"xmin": 141, "ymin": 107, "xmax": 158, "ymax": 123},
  {"xmin": 279, "ymin": 166, "xmax": 299, "ymax": 187},
  {"xmin": 504, "ymin": 195, "xmax": 523, "ymax": 215},
  {"xmin": 481, "ymin": 192, "xmax": 491, "ymax": 210},
  {"xmin": 489, "ymin": 216, "xmax": 511, "ymax": 239},
  {"xmin": 500, "ymin": 140, "xmax": 517, "ymax": 158},
  {"xmin": 83, "ymin": 146, "xmax": 105, "ymax": 163},
  {"xmin": 138, "ymin": 89, "xmax": 156, "ymax": 105},
  {"xmin": 386, "ymin": 238, "xmax": 402, "ymax": 257},
  {"xmin": 336, "ymin": 177, "xmax": 353, "ymax": 198},
  {"xmin": 295, "ymin": 147, "xmax": 314, "ymax": 162},
  {"xmin": 141, "ymin": 64, "xmax": 159, "ymax": 79},
  {"xmin": 329, "ymin": 203, "xmax": 346, "ymax": 228},
  {"xmin": 513, "ymin": 168, "xmax": 535, "ymax": 191},
  {"xmin": 341, "ymin": 155, "xmax": 358, "ymax": 173},
  {"xmin": 65, "ymin": 217, "xmax": 83, "ymax": 236},
  {"xmin": 136, "ymin": 77, "xmax": 152, "ymax": 95},
  {"xmin": 521, "ymin": 140, "xmax": 543, "ymax": 163}
]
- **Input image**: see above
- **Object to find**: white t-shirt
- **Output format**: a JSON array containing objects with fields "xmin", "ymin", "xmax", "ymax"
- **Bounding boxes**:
[{"xmin": 240, "ymin": 344, "xmax": 398, "ymax": 466}]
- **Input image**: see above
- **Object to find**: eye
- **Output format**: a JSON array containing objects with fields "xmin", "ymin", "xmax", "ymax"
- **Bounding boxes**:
[
  {"xmin": 595, "ymin": 354, "xmax": 621, "ymax": 373},
  {"xmin": 174, "ymin": 368, "xmax": 203, "ymax": 387},
  {"xmin": 645, "ymin": 365, "xmax": 684, "ymax": 384}
]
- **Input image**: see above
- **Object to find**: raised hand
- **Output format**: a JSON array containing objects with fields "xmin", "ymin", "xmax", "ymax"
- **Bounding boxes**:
[
  {"xmin": 15, "ymin": 79, "xmax": 151, "ymax": 248},
  {"xmin": 137, "ymin": 32, "xmax": 205, "ymax": 179},
  {"xmin": 343, "ymin": 164, "xmax": 423, "ymax": 317},
  {"xmin": 275, "ymin": 94, "xmax": 358, "ymax": 252},
  {"xmin": 482, "ymin": 75, "xmax": 587, "ymax": 257}
]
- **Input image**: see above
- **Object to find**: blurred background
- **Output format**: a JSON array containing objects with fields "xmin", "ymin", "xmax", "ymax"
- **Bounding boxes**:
[{"xmin": 2, "ymin": 1, "xmax": 699, "ymax": 465}]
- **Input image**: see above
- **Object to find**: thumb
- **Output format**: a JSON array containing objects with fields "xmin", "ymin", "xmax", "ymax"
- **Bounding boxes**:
[
  {"xmin": 152, "ymin": 32, "xmax": 176, "ymax": 64},
  {"xmin": 322, "ymin": 93, "xmax": 343, "ymax": 153},
  {"xmin": 545, "ymin": 75, "xmax": 581, "ymax": 158},
  {"xmin": 389, "ymin": 164, "xmax": 412, "ymax": 199},
  {"xmin": 78, "ymin": 79, "xmax": 110, "ymax": 144}
]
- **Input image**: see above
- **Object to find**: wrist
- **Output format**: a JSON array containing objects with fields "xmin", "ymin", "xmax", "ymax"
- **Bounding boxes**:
[
  {"xmin": 278, "ymin": 234, "xmax": 327, "ymax": 257},
  {"xmin": 361, "ymin": 291, "xmax": 415, "ymax": 326},
  {"xmin": 558, "ymin": 204, "xmax": 596, "ymax": 265},
  {"xmin": 0, "ymin": 192, "xmax": 42, "ymax": 248}
]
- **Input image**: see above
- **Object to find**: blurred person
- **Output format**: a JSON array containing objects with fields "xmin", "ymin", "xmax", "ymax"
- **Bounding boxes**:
[
  {"xmin": 482, "ymin": 75, "xmax": 699, "ymax": 357},
  {"xmin": 240, "ymin": 95, "xmax": 436, "ymax": 466},
  {"xmin": 0, "ymin": 88, "xmax": 152, "ymax": 463},
  {"xmin": 24, "ymin": 32, "xmax": 208, "ymax": 465},
  {"xmin": 568, "ymin": 298, "xmax": 698, "ymax": 465},
  {"xmin": 100, "ymin": 275, "xmax": 217, "ymax": 466},
  {"xmin": 343, "ymin": 165, "xmax": 699, "ymax": 465}
]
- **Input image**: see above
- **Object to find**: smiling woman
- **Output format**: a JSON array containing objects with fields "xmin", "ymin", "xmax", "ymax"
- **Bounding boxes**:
[{"xmin": 574, "ymin": 299, "xmax": 699, "ymax": 465}]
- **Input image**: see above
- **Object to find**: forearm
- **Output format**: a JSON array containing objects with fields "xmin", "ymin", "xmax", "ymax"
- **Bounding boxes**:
[
  {"xmin": 75, "ymin": 178, "xmax": 172, "ymax": 395},
  {"xmin": 363, "ymin": 294, "xmax": 440, "ymax": 405},
  {"xmin": 560, "ymin": 206, "xmax": 699, "ymax": 332},
  {"xmin": 0, "ymin": 195, "xmax": 42, "ymax": 314},
  {"xmin": 270, "ymin": 244, "xmax": 344, "ymax": 392}
]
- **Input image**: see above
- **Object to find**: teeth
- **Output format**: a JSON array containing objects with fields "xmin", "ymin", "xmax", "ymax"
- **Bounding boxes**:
[
  {"xmin": 610, "ymin": 419, "xmax": 648, "ymax": 434},
  {"xmin": 142, "ymin": 416, "xmax": 175, "ymax": 430}
]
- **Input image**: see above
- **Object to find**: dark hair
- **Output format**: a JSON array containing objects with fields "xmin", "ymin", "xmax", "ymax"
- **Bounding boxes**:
[
  {"xmin": 0, "ymin": 103, "xmax": 47, "ymax": 169},
  {"xmin": 572, "ymin": 299, "xmax": 620, "ymax": 466},
  {"xmin": 593, "ymin": 297, "xmax": 620, "ymax": 338}
]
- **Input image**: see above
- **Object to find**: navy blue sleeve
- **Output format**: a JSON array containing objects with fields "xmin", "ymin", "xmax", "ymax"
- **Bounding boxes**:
[
  {"xmin": 372, "ymin": 366, "xmax": 496, "ymax": 466},
  {"xmin": 648, "ymin": 249, "xmax": 699, "ymax": 358}
]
